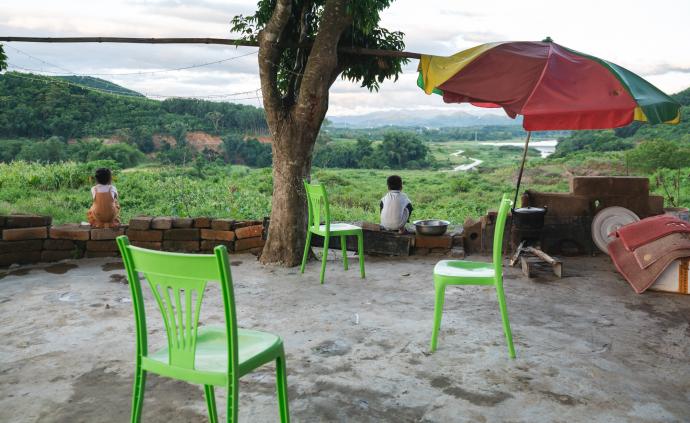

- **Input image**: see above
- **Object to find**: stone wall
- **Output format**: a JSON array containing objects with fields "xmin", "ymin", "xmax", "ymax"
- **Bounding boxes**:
[{"xmin": 0, "ymin": 214, "xmax": 265, "ymax": 267}]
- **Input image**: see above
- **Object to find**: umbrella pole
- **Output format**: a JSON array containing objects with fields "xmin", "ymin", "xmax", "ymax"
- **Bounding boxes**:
[{"xmin": 513, "ymin": 131, "xmax": 532, "ymax": 208}]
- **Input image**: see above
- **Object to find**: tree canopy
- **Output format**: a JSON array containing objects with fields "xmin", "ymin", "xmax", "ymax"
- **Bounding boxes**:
[
  {"xmin": 231, "ymin": 0, "xmax": 407, "ymax": 100},
  {"xmin": 0, "ymin": 44, "xmax": 6, "ymax": 71}
]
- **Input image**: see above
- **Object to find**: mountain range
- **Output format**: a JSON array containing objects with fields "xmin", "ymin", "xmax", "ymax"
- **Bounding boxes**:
[{"xmin": 328, "ymin": 109, "xmax": 522, "ymax": 128}]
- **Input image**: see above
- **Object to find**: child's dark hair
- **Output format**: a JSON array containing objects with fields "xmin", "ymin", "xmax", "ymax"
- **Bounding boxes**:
[
  {"xmin": 95, "ymin": 168, "xmax": 112, "ymax": 185},
  {"xmin": 387, "ymin": 175, "xmax": 403, "ymax": 191}
]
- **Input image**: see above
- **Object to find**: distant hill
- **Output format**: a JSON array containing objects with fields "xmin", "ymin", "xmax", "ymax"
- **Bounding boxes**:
[
  {"xmin": 328, "ymin": 109, "xmax": 522, "ymax": 128},
  {"xmin": 56, "ymin": 75, "xmax": 144, "ymax": 97},
  {"xmin": 0, "ymin": 72, "xmax": 267, "ymax": 139},
  {"xmin": 671, "ymin": 87, "xmax": 690, "ymax": 106}
]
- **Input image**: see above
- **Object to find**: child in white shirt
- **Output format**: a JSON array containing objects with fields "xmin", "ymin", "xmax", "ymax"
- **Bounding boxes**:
[{"xmin": 380, "ymin": 175, "xmax": 413, "ymax": 233}]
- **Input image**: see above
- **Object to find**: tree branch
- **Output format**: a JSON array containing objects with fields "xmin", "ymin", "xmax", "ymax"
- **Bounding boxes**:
[
  {"xmin": 258, "ymin": 0, "xmax": 293, "ymax": 121},
  {"xmin": 286, "ymin": 0, "xmax": 312, "ymax": 105},
  {"xmin": 0, "ymin": 36, "xmax": 422, "ymax": 58},
  {"xmin": 295, "ymin": 0, "xmax": 352, "ymax": 121}
]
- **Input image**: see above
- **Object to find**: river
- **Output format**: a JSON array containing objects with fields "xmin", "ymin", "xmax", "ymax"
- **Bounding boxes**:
[
  {"xmin": 448, "ymin": 139, "xmax": 558, "ymax": 172},
  {"xmin": 478, "ymin": 139, "xmax": 558, "ymax": 158},
  {"xmin": 450, "ymin": 150, "xmax": 483, "ymax": 171}
]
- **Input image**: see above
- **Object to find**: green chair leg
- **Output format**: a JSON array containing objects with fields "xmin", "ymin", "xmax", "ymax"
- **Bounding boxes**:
[
  {"xmin": 130, "ymin": 368, "xmax": 146, "ymax": 423},
  {"xmin": 276, "ymin": 352, "xmax": 290, "ymax": 423},
  {"xmin": 357, "ymin": 232, "xmax": 365, "ymax": 279},
  {"xmin": 227, "ymin": 382, "xmax": 239, "ymax": 423},
  {"xmin": 320, "ymin": 234, "xmax": 329, "ymax": 284},
  {"xmin": 430, "ymin": 281, "xmax": 446, "ymax": 352},
  {"xmin": 300, "ymin": 231, "xmax": 312, "ymax": 274},
  {"xmin": 495, "ymin": 282, "xmax": 516, "ymax": 359},
  {"xmin": 204, "ymin": 385, "xmax": 219, "ymax": 423},
  {"xmin": 340, "ymin": 235, "xmax": 349, "ymax": 271}
]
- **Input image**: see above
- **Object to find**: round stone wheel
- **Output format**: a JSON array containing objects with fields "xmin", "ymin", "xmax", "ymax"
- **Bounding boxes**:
[{"xmin": 592, "ymin": 206, "xmax": 640, "ymax": 254}]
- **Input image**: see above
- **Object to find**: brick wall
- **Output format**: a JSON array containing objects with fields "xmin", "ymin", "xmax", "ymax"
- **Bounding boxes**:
[{"xmin": 0, "ymin": 214, "xmax": 265, "ymax": 267}]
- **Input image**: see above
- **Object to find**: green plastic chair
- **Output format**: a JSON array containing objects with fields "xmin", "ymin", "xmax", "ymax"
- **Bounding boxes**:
[
  {"xmin": 116, "ymin": 236, "xmax": 290, "ymax": 423},
  {"xmin": 429, "ymin": 194, "xmax": 516, "ymax": 358},
  {"xmin": 300, "ymin": 180, "xmax": 365, "ymax": 284}
]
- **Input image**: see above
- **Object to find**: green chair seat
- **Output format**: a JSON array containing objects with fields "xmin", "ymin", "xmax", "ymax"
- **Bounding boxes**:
[
  {"xmin": 430, "ymin": 194, "xmax": 516, "ymax": 358},
  {"xmin": 117, "ymin": 237, "xmax": 290, "ymax": 422},
  {"xmin": 316, "ymin": 222, "xmax": 362, "ymax": 234},
  {"xmin": 433, "ymin": 260, "xmax": 495, "ymax": 281},
  {"xmin": 301, "ymin": 180, "xmax": 365, "ymax": 284},
  {"xmin": 146, "ymin": 327, "xmax": 284, "ymax": 380}
]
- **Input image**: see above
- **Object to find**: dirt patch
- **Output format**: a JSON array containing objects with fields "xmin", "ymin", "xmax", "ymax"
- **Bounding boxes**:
[
  {"xmin": 429, "ymin": 376, "xmax": 512, "ymax": 407},
  {"xmin": 101, "ymin": 261, "xmax": 125, "ymax": 271},
  {"xmin": 39, "ymin": 366, "xmax": 207, "ymax": 423},
  {"xmin": 231, "ymin": 261, "xmax": 243, "ymax": 266},
  {"xmin": 306, "ymin": 380, "xmax": 426, "ymax": 422},
  {"xmin": 312, "ymin": 339, "xmax": 351, "ymax": 357},
  {"xmin": 539, "ymin": 390, "xmax": 584, "ymax": 406},
  {"xmin": 625, "ymin": 301, "xmax": 690, "ymax": 328},
  {"xmin": 0, "ymin": 268, "xmax": 32, "ymax": 280},
  {"xmin": 109, "ymin": 274, "xmax": 127, "ymax": 284},
  {"xmin": 44, "ymin": 263, "xmax": 79, "ymax": 275}
]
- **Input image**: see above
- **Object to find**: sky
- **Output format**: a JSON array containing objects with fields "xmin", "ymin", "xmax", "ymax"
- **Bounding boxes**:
[{"xmin": 1, "ymin": 0, "xmax": 689, "ymax": 117}]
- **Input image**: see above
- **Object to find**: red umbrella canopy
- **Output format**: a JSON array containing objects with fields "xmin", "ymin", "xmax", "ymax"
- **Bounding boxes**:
[{"xmin": 417, "ymin": 41, "xmax": 681, "ymax": 130}]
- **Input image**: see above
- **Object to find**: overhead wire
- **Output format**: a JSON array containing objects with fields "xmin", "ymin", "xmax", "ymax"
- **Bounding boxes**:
[
  {"xmin": 3, "ymin": 44, "xmax": 263, "ymax": 103},
  {"xmin": 6, "ymin": 45, "xmax": 259, "ymax": 76}
]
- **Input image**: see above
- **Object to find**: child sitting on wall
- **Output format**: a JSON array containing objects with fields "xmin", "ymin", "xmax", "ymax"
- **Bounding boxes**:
[
  {"xmin": 380, "ymin": 175, "xmax": 413, "ymax": 233},
  {"xmin": 87, "ymin": 168, "xmax": 120, "ymax": 228}
]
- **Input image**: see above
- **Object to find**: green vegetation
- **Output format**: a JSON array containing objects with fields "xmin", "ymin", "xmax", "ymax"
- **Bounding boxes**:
[
  {"xmin": 313, "ymin": 131, "xmax": 434, "ymax": 169},
  {"xmin": 0, "ymin": 44, "xmax": 6, "ymax": 71},
  {"xmin": 56, "ymin": 75, "xmax": 145, "ymax": 97},
  {"xmin": 0, "ymin": 151, "xmax": 622, "ymax": 226},
  {"xmin": 554, "ymin": 105, "xmax": 689, "ymax": 157},
  {"xmin": 328, "ymin": 125, "xmax": 568, "ymax": 142},
  {"xmin": 0, "ymin": 72, "xmax": 266, "ymax": 139},
  {"xmin": 1, "ymin": 68, "xmax": 688, "ymax": 226}
]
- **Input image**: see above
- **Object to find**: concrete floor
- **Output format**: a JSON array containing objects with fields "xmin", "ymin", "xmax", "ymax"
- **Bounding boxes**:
[{"xmin": 0, "ymin": 252, "xmax": 688, "ymax": 423}]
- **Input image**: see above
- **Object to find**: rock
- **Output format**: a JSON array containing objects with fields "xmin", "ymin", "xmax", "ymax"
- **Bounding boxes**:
[
  {"xmin": 150, "ymin": 217, "xmax": 173, "ymax": 230},
  {"xmin": 126, "ymin": 229, "xmax": 163, "ymax": 242},
  {"xmin": 211, "ymin": 218, "xmax": 235, "ymax": 231},
  {"xmin": 193, "ymin": 217, "xmax": 212, "ymax": 228},
  {"xmin": 200, "ymin": 229, "xmax": 236, "ymax": 241},
  {"xmin": 49, "ymin": 224, "xmax": 90, "ymax": 241},
  {"xmin": 172, "ymin": 218, "xmax": 194, "ymax": 228},
  {"xmin": 234, "ymin": 224, "xmax": 263, "ymax": 239},
  {"xmin": 128, "ymin": 216, "xmax": 153, "ymax": 230},
  {"xmin": 90, "ymin": 227, "xmax": 126, "ymax": 241},
  {"xmin": 163, "ymin": 229, "xmax": 200, "ymax": 241},
  {"xmin": 3, "ymin": 226, "xmax": 48, "ymax": 241},
  {"xmin": 3, "ymin": 214, "xmax": 52, "ymax": 228},
  {"xmin": 234, "ymin": 237, "xmax": 265, "ymax": 251},
  {"xmin": 162, "ymin": 240, "xmax": 200, "ymax": 252}
]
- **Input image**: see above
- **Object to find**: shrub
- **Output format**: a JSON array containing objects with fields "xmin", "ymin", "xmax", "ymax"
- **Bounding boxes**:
[{"xmin": 88, "ymin": 143, "xmax": 144, "ymax": 168}]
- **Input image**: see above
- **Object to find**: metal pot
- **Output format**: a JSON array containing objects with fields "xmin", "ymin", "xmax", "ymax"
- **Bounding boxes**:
[
  {"xmin": 512, "ymin": 207, "xmax": 547, "ymax": 230},
  {"xmin": 413, "ymin": 219, "xmax": 450, "ymax": 236}
]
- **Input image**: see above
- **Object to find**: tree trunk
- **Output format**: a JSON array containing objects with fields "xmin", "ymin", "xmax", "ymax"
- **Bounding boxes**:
[
  {"xmin": 260, "ymin": 122, "xmax": 319, "ymax": 266},
  {"xmin": 257, "ymin": 0, "xmax": 351, "ymax": 266}
]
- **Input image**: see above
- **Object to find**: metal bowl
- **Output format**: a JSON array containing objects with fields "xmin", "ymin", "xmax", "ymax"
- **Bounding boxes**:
[{"xmin": 413, "ymin": 219, "xmax": 450, "ymax": 236}]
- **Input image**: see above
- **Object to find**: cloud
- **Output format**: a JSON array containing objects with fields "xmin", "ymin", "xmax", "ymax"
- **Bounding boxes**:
[
  {"xmin": 645, "ymin": 64, "xmax": 690, "ymax": 76},
  {"xmin": 126, "ymin": 0, "xmax": 253, "ymax": 25},
  {"xmin": 1, "ymin": 0, "xmax": 689, "ymax": 115}
]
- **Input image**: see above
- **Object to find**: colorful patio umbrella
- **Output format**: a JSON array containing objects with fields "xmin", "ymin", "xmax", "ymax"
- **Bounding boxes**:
[{"xmin": 417, "ymin": 40, "xmax": 682, "ymax": 204}]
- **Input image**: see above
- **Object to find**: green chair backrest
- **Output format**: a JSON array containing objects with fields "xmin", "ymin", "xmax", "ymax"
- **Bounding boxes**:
[
  {"xmin": 304, "ymin": 180, "xmax": 331, "ymax": 233},
  {"xmin": 116, "ymin": 236, "xmax": 239, "ymax": 376},
  {"xmin": 493, "ymin": 195, "xmax": 513, "ymax": 280}
]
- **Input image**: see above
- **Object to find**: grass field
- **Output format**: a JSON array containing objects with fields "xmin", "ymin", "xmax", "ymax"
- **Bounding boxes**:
[{"xmin": 0, "ymin": 146, "xmax": 640, "ymax": 225}]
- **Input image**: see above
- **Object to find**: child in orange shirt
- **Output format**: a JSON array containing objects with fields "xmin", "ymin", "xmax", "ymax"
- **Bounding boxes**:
[{"xmin": 87, "ymin": 168, "xmax": 120, "ymax": 228}]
